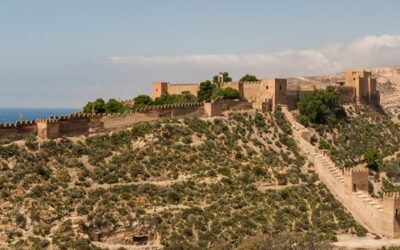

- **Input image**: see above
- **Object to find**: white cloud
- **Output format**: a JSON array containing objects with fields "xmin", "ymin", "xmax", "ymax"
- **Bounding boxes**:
[{"xmin": 107, "ymin": 35, "xmax": 400, "ymax": 77}]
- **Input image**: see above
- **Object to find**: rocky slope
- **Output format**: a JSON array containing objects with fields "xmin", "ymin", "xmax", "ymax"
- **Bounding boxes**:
[{"xmin": 288, "ymin": 67, "xmax": 400, "ymax": 115}]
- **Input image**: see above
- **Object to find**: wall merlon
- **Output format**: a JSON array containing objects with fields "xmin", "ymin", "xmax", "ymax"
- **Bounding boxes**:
[
  {"xmin": 241, "ymin": 81, "xmax": 261, "ymax": 85},
  {"xmin": 384, "ymin": 192, "xmax": 400, "ymax": 199},
  {"xmin": 15, "ymin": 120, "xmax": 36, "ymax": 126},
  {"xmin": 344, "ymin": 166, "xmax": 369, "ymax": 174}
]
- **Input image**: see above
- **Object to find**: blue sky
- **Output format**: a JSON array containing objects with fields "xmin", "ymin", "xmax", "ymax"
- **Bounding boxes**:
[{"xmin": 1, "ymin": 0, "xmax": 400, "ymax": 108}]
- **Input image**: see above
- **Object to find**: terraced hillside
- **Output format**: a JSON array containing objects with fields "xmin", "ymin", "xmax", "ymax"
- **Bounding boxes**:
[{"xmin": 0, "ymin": 112, "xmax": 363, "ymax": 249}]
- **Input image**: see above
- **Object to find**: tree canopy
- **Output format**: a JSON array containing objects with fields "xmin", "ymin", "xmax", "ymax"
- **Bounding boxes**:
[
  {"xmin": 153, "ymin": 92, "xmax": 197, "ymax": 105},
  {"xmin": 133, "ymin": 95, "xmax": 153, "ymax": 106},
  {"xmin": 364, "ymin": 147, "xmax": 379, "ymax": 171},
  {"xmin": 297, "ymin": 86, "xmax": 345, "ymax": 126},
  {"xmin": 212, "ymin": 72, "xmax": 232, "ymax": 84},
  {"xmin": 105, "ymin": 98, "xmax": 125, "ymax": 113},
  {"xmin": 83, "ymin": 98, "xmax": 126, "ymax": 114},
  {"xmin": 240, "ymin": 74, "xmax": 259, "ymax": 82},
  {"xmin": 214, "ymin": 87, "xmax": 240, "ymax": 100},
  {"xmin": 197, "ymin": 80, "xmax": 215, "ymax": 102},
  {"xmin": 83, "ymin": 98, "xmax": 106, "ymax": 114}
]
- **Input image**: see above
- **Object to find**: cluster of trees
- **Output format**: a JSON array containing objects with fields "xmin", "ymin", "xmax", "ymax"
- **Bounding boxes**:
[
  {"xmin": 133, "ymin": 91, "xmax": 197, "ymax": 108},
  {"xmin": 197, "ymin": 72, "xmax": 258, "ymax": 102},
  {"xmin": 297, "ymin": 86, "xmax": 346, "ymax": 126},
  {"xmin": 82, "ymin": 72, "xmax": 259, "ymax": 113},
  {"xmin": 83, "ymin": 98, "xmax": 124, "ymax": 114}
]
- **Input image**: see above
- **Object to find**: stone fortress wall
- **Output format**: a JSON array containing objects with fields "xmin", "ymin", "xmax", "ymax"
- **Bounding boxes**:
[
  {"xmin": 0, "ymin": 121, "xmax": 37, "ymax": 140},
  {"xmin": 34, "ymin": 103, "xmax": 205, "ymax": 139},
  {"xmin": 281, "ymin": 105, "xmax": 400, "ymax": 238},
  {"xmin": 0, "ymin": 69, "xmax": 380, "ymax": 141}
]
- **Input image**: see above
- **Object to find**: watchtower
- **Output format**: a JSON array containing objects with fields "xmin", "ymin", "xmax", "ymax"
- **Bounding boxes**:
[
  {"xmin": 345, "ymin": 69, "xmax": 378, "ymax": 104},
  {"xmin": 36, "ymin": 119, "xmax": 60, "ymax": 139},
  {"xmin": 152, "ymin": 82, "xmax": 169, "ymax": 99},
  {"xmin": 382, "ymin": 192, "xmax": 400, "ymax": 238},
  {"xmin": 258, "ymin": 79, "xmax": 287, "ymax": 111},
  {"xmin": 343, "ymin": 166, "xmax": 369, "ymax": 195}
]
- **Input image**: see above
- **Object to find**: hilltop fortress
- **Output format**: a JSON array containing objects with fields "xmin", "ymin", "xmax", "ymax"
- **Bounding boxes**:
[
  {"xmin": 0, "ymin": 69, "xmax": 379, "ymax": 141},
  {"xmin": 152, "ymin": 69, "xmax": 380, "ymax": 110}
]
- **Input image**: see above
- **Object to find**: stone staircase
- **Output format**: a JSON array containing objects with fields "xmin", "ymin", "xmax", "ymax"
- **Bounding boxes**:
[{"xmin": 354, "ymin": 191, "xmax": 384, "ymax": 211}]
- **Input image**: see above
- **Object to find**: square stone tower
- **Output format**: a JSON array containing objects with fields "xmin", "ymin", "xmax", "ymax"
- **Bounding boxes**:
[
  {"xmin": 382, "ymin": 192, "xmax": 400, "ymax": 238},
  {"xmin": 37, "ymin": 119, "xmax": 60, "ymax": 139},
  {"xmin": 343, "ymin": 166, "xmax": 369, "ymax": 195},
  {"xmin": 152, "ymin": 82, "xmax": 169, "ymax": 99},
  {"xmin": 257, "ymin": 79, "xmax": 287, "ymax": 111},
  {"xmin": 345, "ymin": 69, "xmax": 379, "ymax": 105}
]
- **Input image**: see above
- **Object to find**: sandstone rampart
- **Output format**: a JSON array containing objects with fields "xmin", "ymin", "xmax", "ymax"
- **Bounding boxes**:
[
  {"xmin": 0, "ymin": 102, "xmax": 207, "ymax": 140},
  {"xmin": 281, "ymin": 105, "xmax": 400, "ymax": 238}
]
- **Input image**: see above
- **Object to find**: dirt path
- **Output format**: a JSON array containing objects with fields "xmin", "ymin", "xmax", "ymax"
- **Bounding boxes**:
[
  {"xmin": 256, "ymin": 182, "xmax": 303, "ymax": 192},
  {"xmin": 333, "ymin": 234, "xmax": 400, "ymax": 249},
  {"xmin": 91, "ymin": 241, "xmax": 162, "ymax": 250},
  {"xmin": 88, "ymin": 175, "xmax": 193, "ymax": 191}
]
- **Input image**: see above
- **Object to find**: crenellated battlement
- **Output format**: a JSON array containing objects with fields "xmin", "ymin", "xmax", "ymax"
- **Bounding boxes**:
[
  {"xmin": 36, "ymin": 118, "xmax": 59, "ymax": 123},
  {"xmin": 0, "ymin": 123, "xmax": 16, "ymax": 129},
  {"xmin": 343, "ymin": 166, "xmax": 369, "ymax": 174},
  {"xmin": 384, "ymin": 192, "xmax": 400, "ymax": 199},
  {"xmin": 15, "ymin": 120, "xmax": 36, "ymax": 126},
  {"xmin": 169, "ymin": 83, "xmax": 198, "ymax": 86}
]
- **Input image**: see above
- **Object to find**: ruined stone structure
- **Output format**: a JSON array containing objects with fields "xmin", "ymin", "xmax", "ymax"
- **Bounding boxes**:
[{"xmin": 281, "ymin": 105, "xmax": 400, "ymax": 238}]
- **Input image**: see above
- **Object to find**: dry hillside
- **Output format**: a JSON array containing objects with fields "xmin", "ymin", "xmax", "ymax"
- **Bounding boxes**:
[
  {"xmin": 0, "ymin": 112, "xmax": 364, "ymax": 249},
  {"xmin": 298, "ymin": 104, "xmax": 400, "ymax": 197}
]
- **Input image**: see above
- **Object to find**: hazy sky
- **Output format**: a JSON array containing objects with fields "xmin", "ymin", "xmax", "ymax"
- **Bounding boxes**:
[{"xmin": 1, "ymin": 0, "xmax": 400, "ymax": 108}]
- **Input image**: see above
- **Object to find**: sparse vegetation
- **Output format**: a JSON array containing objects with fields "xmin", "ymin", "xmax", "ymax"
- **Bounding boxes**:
[{"xmin": 0, "ymin": 113, "xmax": 361, "ymax": 248}]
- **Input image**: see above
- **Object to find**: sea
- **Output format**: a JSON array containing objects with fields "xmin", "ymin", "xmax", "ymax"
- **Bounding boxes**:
[{"xmin": 0, "ymin": 108, "xmax": 79, "ymax": 123}]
